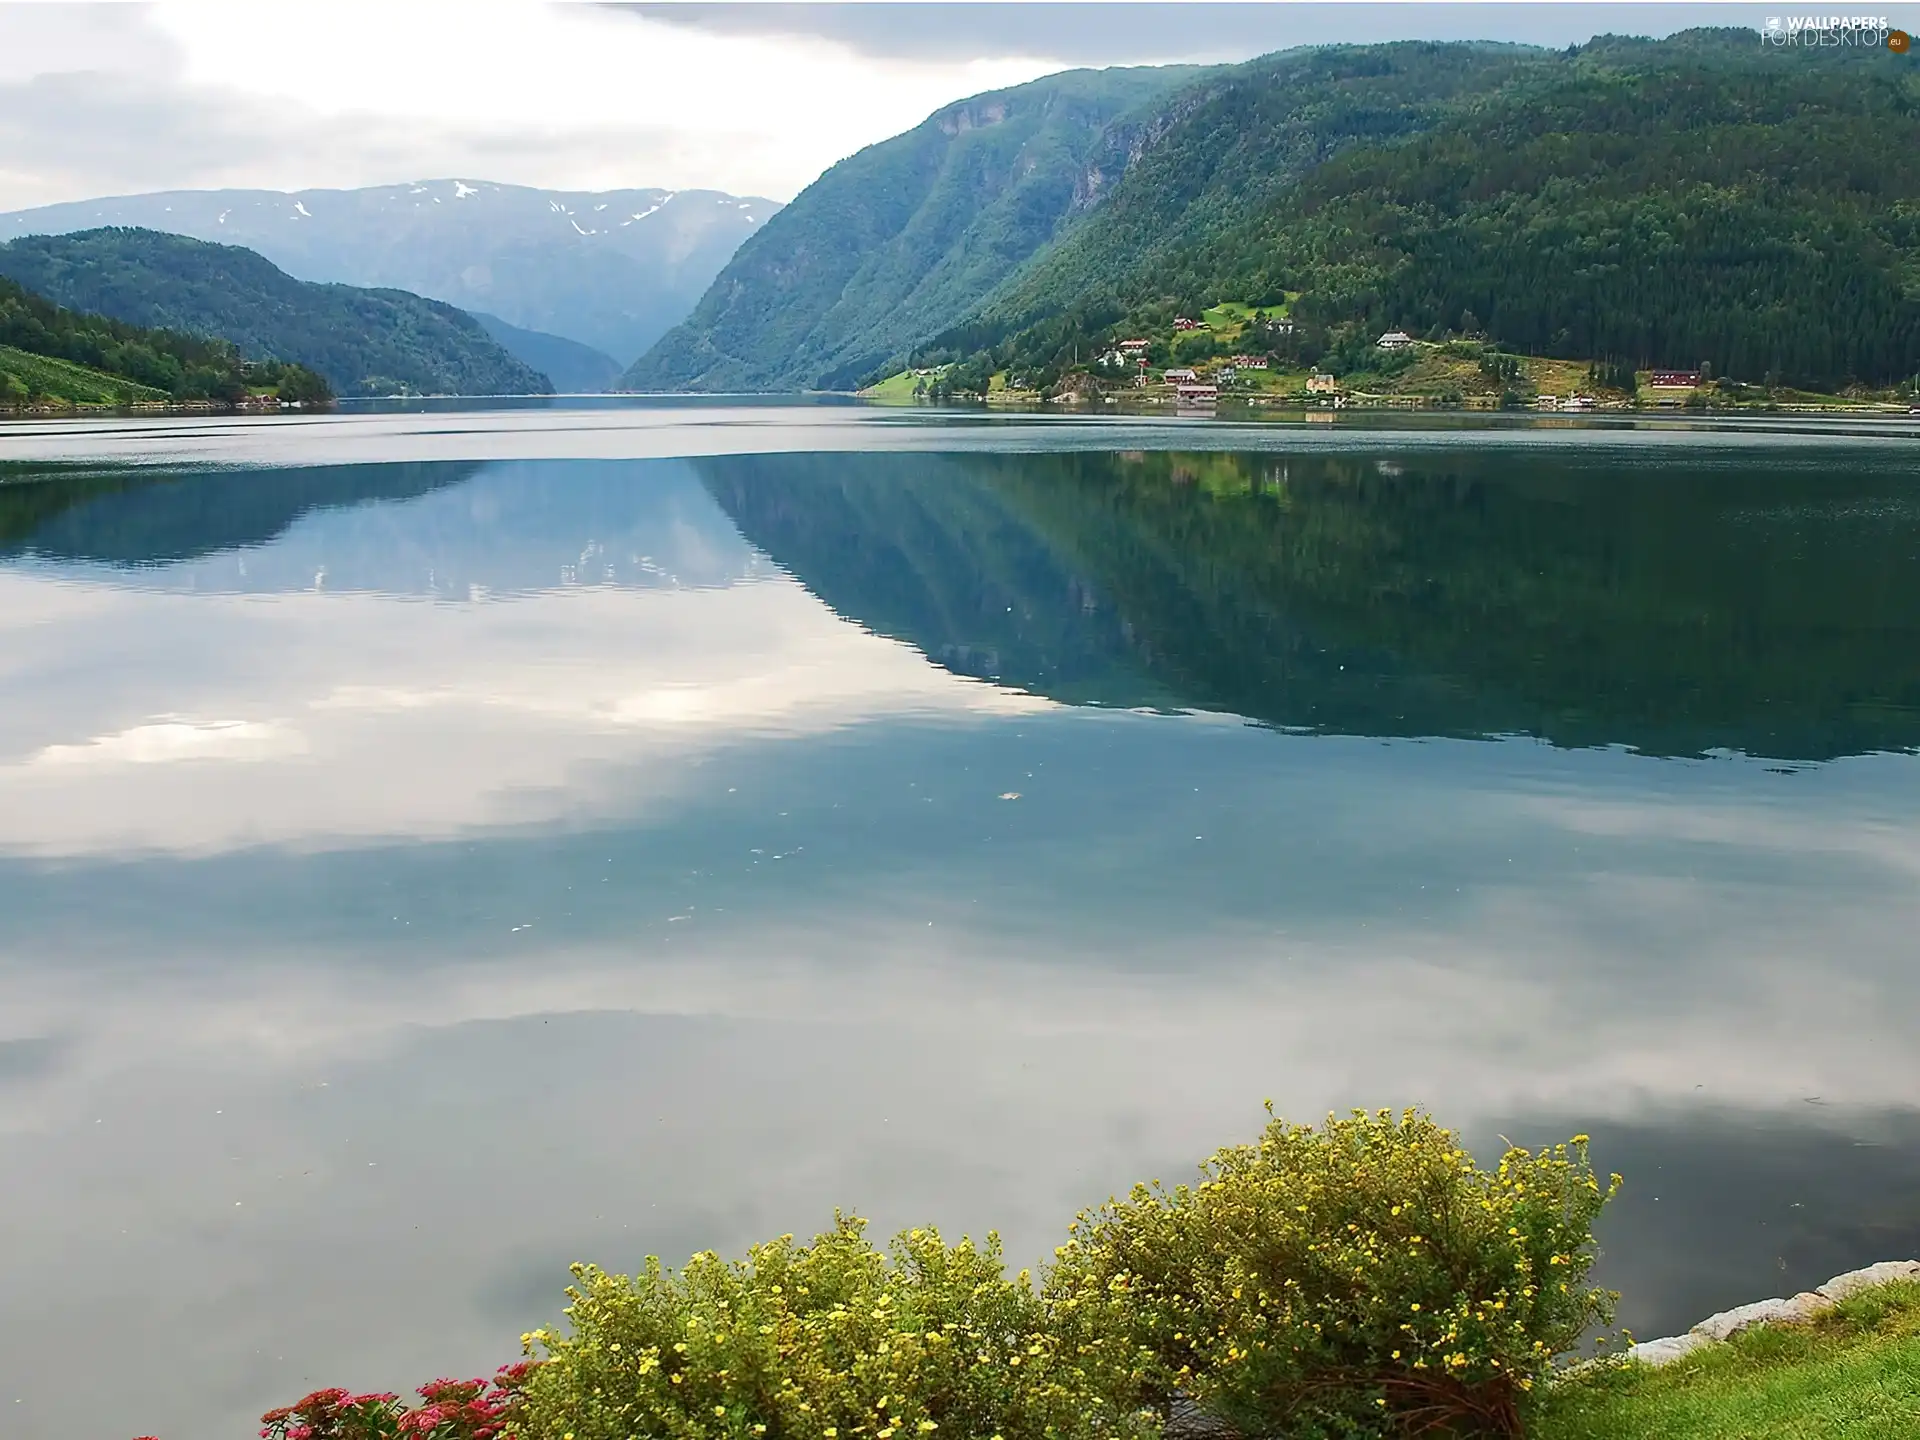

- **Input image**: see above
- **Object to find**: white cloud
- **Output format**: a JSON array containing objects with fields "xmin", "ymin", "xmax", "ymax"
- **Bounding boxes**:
[
  {"xmin": 30, "ymin": 716, "xmax": 307, "ymax": 767},
  {"xmin": 0, "ymin": 565, "xmax": 1048, "ymax": 857},
  {"xmin": 0, "ymin": 0, "xmax": 1060, "ymax": 208}
]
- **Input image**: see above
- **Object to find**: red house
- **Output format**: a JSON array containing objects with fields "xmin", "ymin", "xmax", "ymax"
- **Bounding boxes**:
[{"xmin": 1650, "ymin": 370, "xmax": 1701, "ymax": 387}]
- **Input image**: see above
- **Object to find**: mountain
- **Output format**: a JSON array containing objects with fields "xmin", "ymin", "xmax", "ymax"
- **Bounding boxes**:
[
  {"xmin": 638, "ymin": 31, "xmax": 1920, "ymax": 395},
  {"xmin": 471, "ymin": 312, "xmax": 622, "ymax": 394},
  {"xmin": 2, "ymin": 272, "xmax": 329, "ymax": 409},
  {"xmin": 622, "ymin": 65, "xmax": 1205, "ymax": 393},
  {"xmin": 0, "ymin": 179, "xmax": 780, "ymax": 364},
  {"xmin": 955, "ymin": 31, "xmax": 1920, "ymax": 391},
  {"xmin": 0, "ymin": 229, "xmax": 548, "ymax": 397}
]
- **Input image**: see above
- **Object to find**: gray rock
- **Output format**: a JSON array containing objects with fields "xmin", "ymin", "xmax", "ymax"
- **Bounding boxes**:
[
  {"xmin": 1691, "ymin": 1291, "xmax": 1833, "ymax": 1341},
  {"xmin": 1691, "ymin": 1297, "xmax": 1790, "ymax": 1342},
  {"xmin": 1817, "ymin": 1260, "xmax": 1920, "ymax": 1304},
  {"xmin": 1627, "ymin": 1332, "xmax": 1712, "ymax": 1367}
]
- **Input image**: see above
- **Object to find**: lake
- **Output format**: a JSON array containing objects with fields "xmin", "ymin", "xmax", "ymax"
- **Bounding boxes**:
[{"xmin": 3, "ymin": 403, "xmax": 1919, "ymax": 1439}]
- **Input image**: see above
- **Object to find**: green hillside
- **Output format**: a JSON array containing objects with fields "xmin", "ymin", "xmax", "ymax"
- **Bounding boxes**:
[
  {"xmin": 641, "ymin": 31, "xmax": 1920, "ymax": 396},
  {"xmin": 0, "ymin": 344, "xmax": 164, "ymax": 406},
  {"xmin": 955, "ymin": 31, "xmax": 1920, "ymax": 392},
  {"xmin": 621, "ymin": 65, "xmax": 1204, "ymax": 393},
  {"xmin": 2, "ymin": 273, "xmax": 329, "ymax": 409},
  {"xmin": 959, "ymin": 41, "xmax": 1543, "ymax": 353},
  {"xmin": 0, "ymin": 228, "xmax": 551, "ymax": 397}
]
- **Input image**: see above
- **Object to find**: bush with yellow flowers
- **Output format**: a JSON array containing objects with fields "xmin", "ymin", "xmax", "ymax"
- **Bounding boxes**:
[
  {"xmin": 1046, "ymin": 1108, "xmax": 1619, "ymax": 1439},
  {"xmin": 511, "ymin": 1213, "xmax": 1159, "ymax": 1440}
]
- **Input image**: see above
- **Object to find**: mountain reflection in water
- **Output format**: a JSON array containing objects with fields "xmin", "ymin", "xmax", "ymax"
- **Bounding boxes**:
[{"xmin": 700, "ymin": 447, "xmax": 1920, "ymax": 760}]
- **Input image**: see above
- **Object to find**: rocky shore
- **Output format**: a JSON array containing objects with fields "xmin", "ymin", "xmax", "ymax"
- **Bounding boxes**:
[{"xmin": 1626, "ymin": 1259, "xmax": 1920, "ymax": 1366}]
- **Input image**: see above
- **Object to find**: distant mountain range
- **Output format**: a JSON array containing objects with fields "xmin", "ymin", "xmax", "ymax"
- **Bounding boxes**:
[
  {"xmin": 0, "ymin": 178, "xmax": 781, "ymax": 367},
  {"xmin": 0, "ymin": 229, "xmax": 547, "ymax": 397},
  {"xmin": 633, "ymin": 30, "xmax": 1920, "ymax": 394}
]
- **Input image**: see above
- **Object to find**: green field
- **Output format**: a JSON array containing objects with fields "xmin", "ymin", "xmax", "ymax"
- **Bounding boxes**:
[
  {"xmin": 1537, "ymin": 1281, "xmax": 1920, "ymax": 1440},
  {"xmin": 857, "ymin": 368, "xmax": 939, "ymax": 401},
  {"xmin": 0, "ymin": 343, "xmax": 167, "ymax": 406}
]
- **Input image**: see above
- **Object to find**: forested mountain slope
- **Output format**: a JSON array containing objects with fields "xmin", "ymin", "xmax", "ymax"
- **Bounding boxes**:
[
  {"xmin": 1, "ymin": 273, "xmax": 328, "ymax": 408},
  {"xmin": 959, "ymin": 31, "xmax": 1920, "ymax": 390},
  {"xmin": 958, "ymin": 41, "xmax": 1544, "ymax": 350},
  {"xmin": 622, "ymin": 64, "xmax": 1203, "ymax": 392},
  {"xmin": 0, "ymin": 229, "xmax": 550, "ymax": 397},
  {"xmin": 471, "ymin": 313, "xmax": 622, "ymax": 394}
]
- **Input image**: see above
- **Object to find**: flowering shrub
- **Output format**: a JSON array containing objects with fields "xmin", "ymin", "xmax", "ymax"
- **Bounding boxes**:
[
  {"xmin": 1047, "ymin": 1108, "xmax": 1619, "ymax": 1439},
  {"xmin": 512, "ymin": 1212, "xmax": 1157, "ymax": 1440},
  {"xmin": 259, "ymin": 1366, "xmax": 534, "ymax": 1440},
  {"xmin": 260, "ymin": 1389, "xmax": 404, "ymax": 1440}
]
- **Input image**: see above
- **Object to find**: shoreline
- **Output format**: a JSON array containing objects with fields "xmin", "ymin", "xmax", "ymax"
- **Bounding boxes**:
[
  {"xmin": 1619, "ymin": 1260, "xmax": 1920, "ymax": 1369},
  {"xmin": 866, "ymin": 391, "xmax": 1919, "ymax": 421},
  {"xmin": 0, "ymin": 397, "xmax": 324, "ymax": 419}
]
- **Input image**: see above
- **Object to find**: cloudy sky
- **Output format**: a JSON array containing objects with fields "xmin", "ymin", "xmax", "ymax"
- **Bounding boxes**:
[{"xmin": 0, "ymin": 1, "xmax": 1772, "ymax": 211}]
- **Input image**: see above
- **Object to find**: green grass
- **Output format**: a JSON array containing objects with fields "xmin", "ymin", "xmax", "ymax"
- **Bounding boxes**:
[
  {"xmin": 857, "ymin": 368, "xmax": 936, "ymax": 401},
  {"xmin": 1535, "ymin": 1281, "xmax": 1920, "ymax": 1440},
  {"xmin": 0, "ymin": 343, "xmax": 168, "ymax": 405},
  {"xmin": 1200, "ymin": 302, "xmax": 1255, "ymax": 331}
]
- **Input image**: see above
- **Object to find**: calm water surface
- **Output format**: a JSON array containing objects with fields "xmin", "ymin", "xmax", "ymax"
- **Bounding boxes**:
[{"xmin": 3, "ymin": 405, "xmax": 1920, "ymax": 1438}]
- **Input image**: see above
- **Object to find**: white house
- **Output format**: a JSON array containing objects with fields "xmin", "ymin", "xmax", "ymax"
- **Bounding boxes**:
[
  {"xmin": 1163, "ymin": 367, "xmax": 1200, "ymax": 383},
  {"xmin": 1376, "ymin": 330, "xmax": 1414, "ymax": 351},
  {"xmin": 1306, "ymin": 372, "xmax": 1341, "ymax": 394}
]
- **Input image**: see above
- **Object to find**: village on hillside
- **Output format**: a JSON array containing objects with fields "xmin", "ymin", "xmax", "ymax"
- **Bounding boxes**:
[{"xmin": 862, "ymin": 302, "xmax": 1910, "ymax": 414}]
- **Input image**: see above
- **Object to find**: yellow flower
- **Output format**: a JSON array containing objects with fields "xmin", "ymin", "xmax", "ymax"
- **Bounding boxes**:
[{"xmin": 714, "ymin": 1406, "xmax": 729, "ymax": 1417}]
